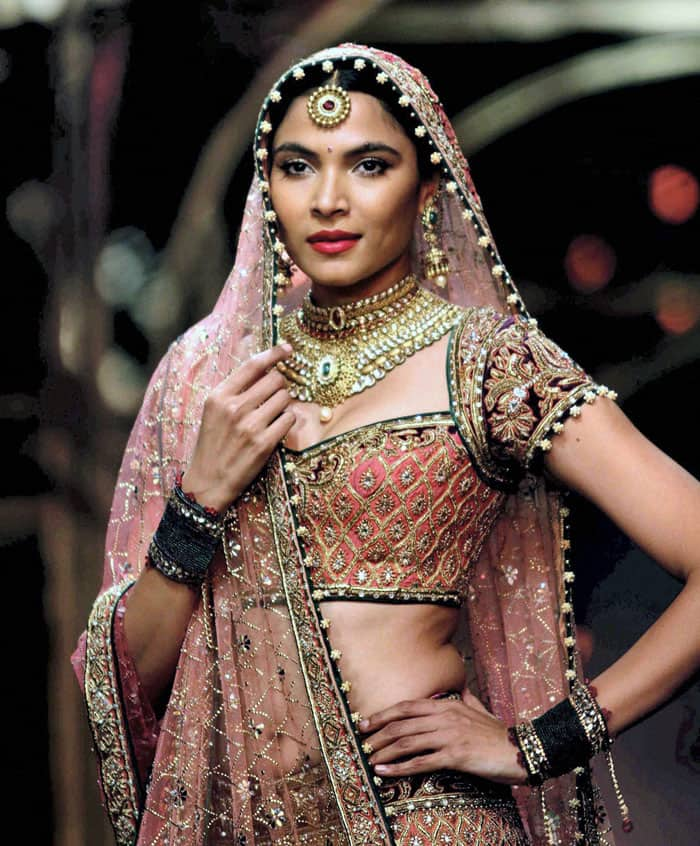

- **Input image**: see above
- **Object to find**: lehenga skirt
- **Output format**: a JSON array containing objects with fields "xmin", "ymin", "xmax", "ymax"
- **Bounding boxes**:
[
  {"xmin": 275, "ymin": 761, "xmax": 529, "ymax": 845},
  {"xmin": 378, "ymin": 768, "xmax": 530, "ymax": 846}
]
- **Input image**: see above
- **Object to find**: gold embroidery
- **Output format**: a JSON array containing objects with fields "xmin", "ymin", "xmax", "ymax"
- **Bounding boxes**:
[
  {"xmin": 287, "ymin": 417, "xmax": 505, "ymax": 607},
  {"xmin": 481, "ymin": 315, "xmax": 613, "ymax": 466},
  {"xmin": 84, "ymin": 580, "xmax": 141, "ymax": 846},
  {"xmin": 265, "ymin": 456, "xmax": 382, "ymax": 845},
  {"xmin": 448, "ymin": 308, "xmax": 616, "ymax": 484}
]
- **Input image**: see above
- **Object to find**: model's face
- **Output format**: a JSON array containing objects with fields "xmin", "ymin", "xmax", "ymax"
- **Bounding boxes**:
[{"xmin": 268, "ymin": 91, "xmax": 436, "ymax": 295}]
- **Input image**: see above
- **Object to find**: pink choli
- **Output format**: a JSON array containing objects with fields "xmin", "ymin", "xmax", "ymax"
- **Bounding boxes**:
[{"xmin": 286, "ymin": 418, "xmax": 505, "ymax": 607}]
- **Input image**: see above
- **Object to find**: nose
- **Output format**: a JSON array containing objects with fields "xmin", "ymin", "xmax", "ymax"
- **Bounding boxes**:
[{"xmin": 311, "ymin": 169, "xmax": 348, "ymax": 219}]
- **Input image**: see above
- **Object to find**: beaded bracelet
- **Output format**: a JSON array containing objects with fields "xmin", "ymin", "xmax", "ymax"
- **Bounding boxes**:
[
  {"xmin": 146, "ymin": 472, "xmax": 224, "ymax": 586},
  {"xmin": 508, "ymin": 680, "xmax": 633, "ymax": 834},
  {"xmin": 508, "ymin": 680, "xmax": 611, "ymax": 783}
]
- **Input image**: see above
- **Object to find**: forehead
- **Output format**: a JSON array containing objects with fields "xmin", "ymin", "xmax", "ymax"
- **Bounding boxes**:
[{"xmin": 272, "ymin": 90, "xmax": 408, "ymax": 146}]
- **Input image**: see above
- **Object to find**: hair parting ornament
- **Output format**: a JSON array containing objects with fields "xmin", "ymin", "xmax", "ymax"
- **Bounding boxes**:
[{"xmin": 306, "ymin": 69, "xmax": 352, "ymax": 128}]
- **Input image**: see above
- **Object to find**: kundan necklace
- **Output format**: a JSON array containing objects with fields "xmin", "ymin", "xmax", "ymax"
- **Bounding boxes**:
[{"xmin": 277, "ymin": 274, "xmax": 464, "ymax": 423}]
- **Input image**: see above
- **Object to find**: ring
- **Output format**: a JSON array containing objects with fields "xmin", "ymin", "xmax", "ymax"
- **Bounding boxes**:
[{"xmin": 362, "ymin": 742, "xmax": 374, "ymax": 755}]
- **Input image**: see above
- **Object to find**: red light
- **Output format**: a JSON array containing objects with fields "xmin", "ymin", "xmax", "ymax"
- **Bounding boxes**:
[
  {"xmin": 648, "ymin": 164, "xmax": 699, "ymax": 224},
  {"xmin": 655, "ymin": 280, "xmax": 700, "ymax": 335},
  {"xmin": 565, "ymin": 235, "xmax": 616, "ymax": 293}
]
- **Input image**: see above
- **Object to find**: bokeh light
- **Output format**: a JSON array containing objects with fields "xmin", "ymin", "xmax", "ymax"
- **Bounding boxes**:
[
  {"xmin": 564, "ymin": 234, "xmax": 617, "ymax": 292},
  {"xmin": 655, "ymin": 279, "xmax": 700, "ymax": 335},
  {"xmin": 97, "ymin": 347, "xmax": 148, "ymax": 415},
  {"xmin": 94, "ymin": 227, "xmax": 153, "ymax": 307},
  {"xmin": 648, "ymin": 164, "xmax": 699, "ymax": 224}
]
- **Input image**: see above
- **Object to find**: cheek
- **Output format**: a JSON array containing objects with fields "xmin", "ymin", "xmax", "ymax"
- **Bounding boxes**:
[
  {"xmin": 370, "ymin": 182, "xmax": 419, "ymax": 243},
  {"xmin": 269, "ymin": 182, "xmax": 303, "ymax": 238}
]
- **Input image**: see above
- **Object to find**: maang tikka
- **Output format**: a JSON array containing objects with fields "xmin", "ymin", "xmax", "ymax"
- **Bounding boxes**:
[
  {"xmin": 421, "ymin": 192, "xmax": 449, "ymax": 288},
  {"xmin": 306, "ymin": 68, "xmax": 351, "ymax": 128}
]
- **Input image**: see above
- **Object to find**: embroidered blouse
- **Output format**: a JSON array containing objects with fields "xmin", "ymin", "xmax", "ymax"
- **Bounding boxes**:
[{"xmin": 283, "ymin": 307, "xmax": 614, "ymax": 607}]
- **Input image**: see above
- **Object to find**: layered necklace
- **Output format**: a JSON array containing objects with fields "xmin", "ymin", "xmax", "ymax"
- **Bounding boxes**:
[{"xmin": 277, "ymin": 274, "xmax": 464, "ymax": 423}]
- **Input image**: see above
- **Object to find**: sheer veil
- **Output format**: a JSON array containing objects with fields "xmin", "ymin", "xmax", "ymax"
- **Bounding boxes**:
[{"xmin": 73, "ymin": 43, "xmax": 611, "ymax": 846}]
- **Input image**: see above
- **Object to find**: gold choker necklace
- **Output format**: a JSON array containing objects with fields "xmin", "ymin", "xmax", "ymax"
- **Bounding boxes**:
[
  {"xmin": 277, "ymin": 275, "xmax": 463, "ymax": 423},
  {"xmin": 301, "ymin": 273, "xmax": 420, "ymax": 335}
]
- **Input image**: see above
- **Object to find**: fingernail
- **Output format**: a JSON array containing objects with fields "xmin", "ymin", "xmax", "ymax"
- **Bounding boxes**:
[
  {"xmin": 358, "ymin": 719, "xmax": 369, "ymax": 730},
  {"xmin": 281, "ymin": 343, "xmax": 293, "ymax": 353},
  {"xmin": 374, "ymin": 765, "xmax": 388, "ymax": 773}
]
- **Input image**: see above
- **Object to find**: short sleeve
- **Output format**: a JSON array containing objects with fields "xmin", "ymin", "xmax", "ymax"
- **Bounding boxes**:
[{"xmin": 481, "ymin": 314, "xmax": 617, "ymax": 469}]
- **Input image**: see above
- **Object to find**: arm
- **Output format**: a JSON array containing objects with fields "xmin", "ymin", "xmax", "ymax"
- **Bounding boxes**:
[
  {"xmin": 123, "ymin": 343, "xmax": 296, "ymax": 708},
  {"xmin": 544, "ymin": 396, "xmax": 700, "ymax": 735}
]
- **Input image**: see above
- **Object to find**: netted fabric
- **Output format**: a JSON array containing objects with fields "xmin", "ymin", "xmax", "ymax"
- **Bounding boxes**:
[{"xmin": 72, "ymin": 43, "xmax": 615, "ymax": 846}]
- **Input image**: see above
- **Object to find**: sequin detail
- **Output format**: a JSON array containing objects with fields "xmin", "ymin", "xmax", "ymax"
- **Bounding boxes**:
[{"xmin": 287, "ymin": 416, "xmax": 505, "ymax": 606}]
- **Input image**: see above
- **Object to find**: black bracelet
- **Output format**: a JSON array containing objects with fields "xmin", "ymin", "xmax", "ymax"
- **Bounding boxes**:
[
  {"xmin": 531, "ymin": 694, "xmax": 592, "ymax": 778},
  {"xmin": 509, "ymin": 681, "xmax": 612, "ymax": 783},
  {"xmin": 147, "ymin": 475, "xmax": 223, "ymax": 586}
]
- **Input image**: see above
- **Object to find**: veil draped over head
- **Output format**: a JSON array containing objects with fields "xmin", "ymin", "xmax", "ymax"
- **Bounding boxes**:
[{"xmin": 73, "ymin": 44, "xmax": 614, "ymax": 846}]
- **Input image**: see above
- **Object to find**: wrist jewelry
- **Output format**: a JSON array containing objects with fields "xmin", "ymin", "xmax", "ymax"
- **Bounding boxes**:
[
  {"xmin": 147, "ymin": 473, "xmax": 224, "ymax": 586},
  {"xmin": 509, "ymin": 680, "xmax": 611, "ymax": 783},
  {"xmin": 509, "ymin": 680, "xmax": 633, "ymax": 835}
]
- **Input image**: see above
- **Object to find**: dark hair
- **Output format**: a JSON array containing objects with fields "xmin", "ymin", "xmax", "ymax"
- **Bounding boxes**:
[{"xmin": 265, "ymin": 65, "xmax": 439, "ymax": 181}]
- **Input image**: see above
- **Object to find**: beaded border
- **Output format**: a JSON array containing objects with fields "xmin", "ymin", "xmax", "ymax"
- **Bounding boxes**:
[{"xmin": 84, "ymin": 579, "xmax": 142, "ymax": 846}]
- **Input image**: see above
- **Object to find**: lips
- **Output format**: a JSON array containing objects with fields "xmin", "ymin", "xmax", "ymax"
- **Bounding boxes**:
[
  {"xmin": 307, "ymin": 230, "xmax": 361, "ymax": 243},
  {"xmin": 307, "ymin": 229, "xmax": 362, "ymax": 255}
]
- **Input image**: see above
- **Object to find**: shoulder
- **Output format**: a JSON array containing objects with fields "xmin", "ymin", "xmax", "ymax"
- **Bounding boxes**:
[{"xmin": 448, "ymin": 306, "xmax": 616, "ymax": 479}]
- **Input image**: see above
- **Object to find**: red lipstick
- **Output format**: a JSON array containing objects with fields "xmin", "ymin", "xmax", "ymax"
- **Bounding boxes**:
[{"xmin": 307, "ymin": 229, "xmax": 361, "ymax": 255}]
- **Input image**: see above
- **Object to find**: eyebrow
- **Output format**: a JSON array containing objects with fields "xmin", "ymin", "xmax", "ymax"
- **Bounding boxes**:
[{"xmin": 271, "ymin": 141, "xmax": 402, "ymax": 160}]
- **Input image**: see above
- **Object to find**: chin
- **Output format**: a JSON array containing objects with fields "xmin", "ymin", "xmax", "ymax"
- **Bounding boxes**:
[{"xmin": 298, "ymin": 260, "xmax": 372, "ymax": 288}]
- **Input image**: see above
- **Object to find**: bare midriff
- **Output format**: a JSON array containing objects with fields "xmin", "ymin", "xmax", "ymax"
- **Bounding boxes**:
[{"xmin": 319, "ymin": 600, "xmax": 465, "ymax": 718}]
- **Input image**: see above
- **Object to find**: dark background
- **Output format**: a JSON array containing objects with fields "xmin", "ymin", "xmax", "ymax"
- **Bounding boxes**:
[{"xmin": 1, "ymin": 3, "xmax": 698, "ymax": 843}]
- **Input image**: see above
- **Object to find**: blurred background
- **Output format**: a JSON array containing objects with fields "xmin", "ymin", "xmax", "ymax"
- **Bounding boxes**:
[{"xmin": 1, "ymin": 1, "xmax": 699, "ymax": 843}]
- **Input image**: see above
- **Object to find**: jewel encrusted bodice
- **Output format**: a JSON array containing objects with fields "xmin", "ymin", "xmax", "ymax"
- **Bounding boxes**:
[{"xmin": 284, "ymin": 415, "xmax": 506, "ymax": 606}]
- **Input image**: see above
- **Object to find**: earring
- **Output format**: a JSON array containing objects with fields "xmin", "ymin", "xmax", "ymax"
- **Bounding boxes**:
[
  {"xmin": 421, "ymin": 194, "xmax": 449, "ymax": 288},
  {"xmin": 274, "ymin": 250, "xmax": 294, "ymax": 294}
]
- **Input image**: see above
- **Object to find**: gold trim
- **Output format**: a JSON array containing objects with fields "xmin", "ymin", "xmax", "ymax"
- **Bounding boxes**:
[
  {"xmin": 84, "ymin": 579, "xmax": 141, "ymax": 846},
  {"xmin": 447, "ymin": 308, "xmax": 514, "ymax": 488},
  {"xmin": 265, "ymin": 454, "xmax": 389, "ymax": 846}
]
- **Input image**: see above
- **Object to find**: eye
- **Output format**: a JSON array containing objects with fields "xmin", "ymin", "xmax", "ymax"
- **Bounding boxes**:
[
  {"xmin": 277, "ymin": 159, "xmax": 313, "ymax": 176},
  {"xmin": 355, "ymin": 157, "xmax": 390, "ymax": 177}
]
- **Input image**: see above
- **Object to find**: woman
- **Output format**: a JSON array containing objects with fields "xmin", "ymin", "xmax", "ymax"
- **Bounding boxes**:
[{"xmin": 72, "ymin": 44, "xmax": 700, "ymax": 846}]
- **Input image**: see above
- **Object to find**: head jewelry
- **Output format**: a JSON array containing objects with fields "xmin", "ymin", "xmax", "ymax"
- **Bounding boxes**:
[{"xmin": 306, "ymin": 68, "xmax": 351, "ymax": 128}]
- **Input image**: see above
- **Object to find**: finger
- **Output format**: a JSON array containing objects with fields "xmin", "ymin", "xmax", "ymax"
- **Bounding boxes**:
[
  {"xmin": 253, "ymin": 387, "xmax": 293, "ymax": 428},
  {"xmin": 360, "ymin": 699, "xmax": 441, "ymax": 733},
  {"xmin": 262, "ymin": 408, "xmax": 296, "ymax": 447},
  {"xmin": 368, "ymin": 730, "xmax": 442, "ymax": 765},
  {"xmin": 224, "ymin": 344, "xmax": 293, "ymax": 394},
  {"xmin": 365, "ymin": 716, "xmax": 440, "ymax": 752},
  {"xmin": 236, "ymin": 367, "xmax": 289, "ymax": 414},
  {"xmin": 373, "ymin": 752, "xmax": 445, "ymax": 777}
]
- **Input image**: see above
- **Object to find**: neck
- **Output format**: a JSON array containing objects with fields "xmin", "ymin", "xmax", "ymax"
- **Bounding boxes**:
[{"xmin": 309, "ymin": 255, "xmax": 411, "ymax": 307}]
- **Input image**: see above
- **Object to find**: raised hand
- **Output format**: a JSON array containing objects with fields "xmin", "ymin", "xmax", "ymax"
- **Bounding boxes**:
[{"xmin": 181, "ymin": 343, "xmax": 296, "ymax": 512}]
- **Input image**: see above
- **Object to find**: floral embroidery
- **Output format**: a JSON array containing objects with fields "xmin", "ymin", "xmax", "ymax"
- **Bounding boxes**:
[
  {"xmin": 482, "ymin": 315, "xmax": 606, "ymax": 467},
  {"xmin": 448, "ymin": 308, "xmax": 613, "ymax": 484}
]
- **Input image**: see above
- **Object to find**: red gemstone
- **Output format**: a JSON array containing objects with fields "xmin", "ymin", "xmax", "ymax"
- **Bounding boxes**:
[
  {"xmin": 622, "ymin": 819, "xmax": 634, "ymax": 833},
  {"xmin": 322, "ymin": 99, "xmax": 334, "ymax": 111}
]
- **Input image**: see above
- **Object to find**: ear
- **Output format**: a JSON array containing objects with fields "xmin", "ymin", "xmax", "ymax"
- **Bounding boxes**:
[{"xmin": 418, "ymin": 172, "xmax": 440, "ymax": 215}]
